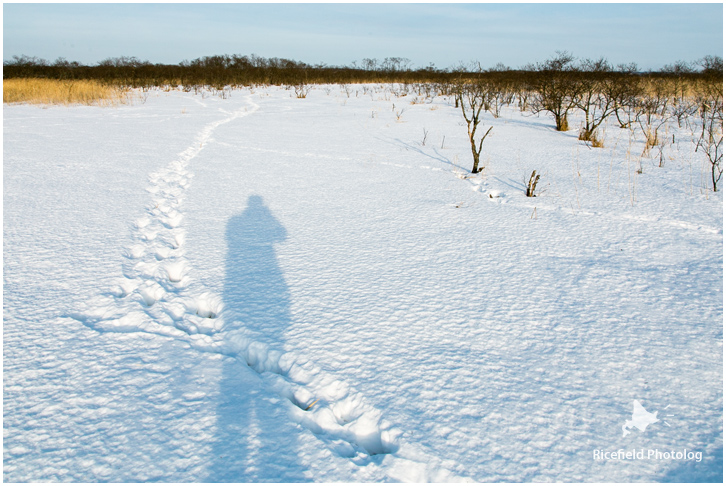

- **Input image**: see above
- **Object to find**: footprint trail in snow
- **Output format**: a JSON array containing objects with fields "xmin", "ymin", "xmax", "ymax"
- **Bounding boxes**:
[{"xmin": 70, "ymin": 95, "xmax": 405, "ymax": 467}]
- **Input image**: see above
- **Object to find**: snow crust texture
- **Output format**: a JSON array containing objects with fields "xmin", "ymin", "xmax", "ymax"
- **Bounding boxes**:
[
  {"xmin": 70, "ymin": 95, "xmax": 401, "ymax": 464},
  {"xmin": 4, "ymin": 85, "xmax": 723, "ymax": 482}
]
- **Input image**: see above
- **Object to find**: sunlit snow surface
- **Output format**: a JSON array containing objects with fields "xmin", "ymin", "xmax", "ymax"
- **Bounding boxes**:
[{"xmin": 4, "ymin": 85, "xmax": 722, "ymax": 482}]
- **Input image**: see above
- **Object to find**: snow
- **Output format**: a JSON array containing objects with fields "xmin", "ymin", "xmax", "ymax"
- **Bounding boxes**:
[{"xmin": 4, "ymin": 84, "xmax": 723, "ymax": 482}]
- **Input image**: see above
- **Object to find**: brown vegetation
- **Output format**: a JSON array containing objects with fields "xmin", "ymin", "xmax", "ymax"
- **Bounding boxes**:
[{"xmin": 3, "ymin": 78, "xmax": 129, "ymax": 106}]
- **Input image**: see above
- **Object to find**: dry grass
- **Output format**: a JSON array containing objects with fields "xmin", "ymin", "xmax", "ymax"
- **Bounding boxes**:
[
  {"xmin": 556, "ymin": 115, "xmax": 569, "ymax": 132},
  {"xmin": 590, "ymin": 132, "xmax": 605, "ymax": 148},
  {"xmin": 579, "ymin": 128, "xmax": 605, "ymax": 147},
  {"xmin": 3, "ymin": 78, "xmax": 130, "ymax": 106},
  {"xmin": 644, "ymin": 128, "xmax": 659, "ymax": 148}
]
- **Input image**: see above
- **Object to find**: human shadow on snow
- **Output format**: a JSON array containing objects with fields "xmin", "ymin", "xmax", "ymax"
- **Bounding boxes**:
[
  {"xmin": 223, "ymin": 195, "xmax": 289, "ymax": 345},
  {"xmin": 207, "ymin": 195, "xmax": 304, "ymax": 481}
]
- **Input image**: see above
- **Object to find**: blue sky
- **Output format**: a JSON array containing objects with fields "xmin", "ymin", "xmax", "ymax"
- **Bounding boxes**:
[{"xmin": 3, "ymin": 3, "xmax": 723, "ymax": 70}]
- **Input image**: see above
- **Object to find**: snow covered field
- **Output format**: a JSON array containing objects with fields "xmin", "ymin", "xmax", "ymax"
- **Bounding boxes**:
[{"xmin": 4, "ymin": 84, "xmax": 722, "ymax": 482}]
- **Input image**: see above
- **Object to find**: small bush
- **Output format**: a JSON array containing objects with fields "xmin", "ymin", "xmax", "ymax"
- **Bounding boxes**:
[
  {"xmin": 293, "ymin": 83, "xmax": 310, "ymax": 98},
  {"xmin": 579, "ymin": 128, "xmax": 604, "ymax": 147}
]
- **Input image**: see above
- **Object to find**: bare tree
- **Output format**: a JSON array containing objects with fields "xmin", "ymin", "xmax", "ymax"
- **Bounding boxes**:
[
  {"xmin": 633, "ymin": 78, "xmax": 672, "ymax": 157},
  {"xmin": 695, "ymin": 79, "xmax": 723, "ymax": 191},
  {"xmin": 482, "ymin": 79, "xmax": 514, "ymax": 118},
  {"xmin": 573, "ymin": 58, "xmax": 617, "ymax": 144},
  {"xmin": 456, "ymin": 81, "xmax": 494, "ymax": 173},
  {"xmin": 607, "ymin": 64, "xmax": 642, "ymax": 129},
  {"xmin": 671, "ymin": 95, "xmax": 699, "ymax": 129},
  {"xmin": 361, "ymin": 58, "xmax": 379, "ymax": 71},
  {"xmin": 528, "ymin": 51, "xmax": 579, "ymax": 131}
]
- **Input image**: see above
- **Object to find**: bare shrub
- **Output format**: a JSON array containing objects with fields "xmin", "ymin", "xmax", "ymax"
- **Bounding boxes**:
[
  {"xmin": 456, "ymin": 81, "xmax": 494, "ymax": 173},
  {"xmin": 527, "ymin": 51, "xmax": 579, "ymax": 131},
  {"xmin": 572, "ymin": 58, "xmax": 619, "ymax": 144},
  {"xmin": 599, "ymin": 64, "xmax": 643, "ymax": 129},
  {"xmin": 633, "ymin": 78, "xmax": 672, "ymax": 156},
  {"xmin": 695, "ymin": 78, "xmax": 724, "ymax": 191},
  {"xmin": 294, "ymin": 83, "xmax": 310, "ymax": 98}
]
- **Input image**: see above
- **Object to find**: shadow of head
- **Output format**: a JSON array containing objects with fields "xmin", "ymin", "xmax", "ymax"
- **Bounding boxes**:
[
  {"xmin": 227, "ymin": 195, "xmax": 287, "ymax": 247},
  {"xmin": 224, "ymin": 194, "xmax": 290, "ymax": 339}
]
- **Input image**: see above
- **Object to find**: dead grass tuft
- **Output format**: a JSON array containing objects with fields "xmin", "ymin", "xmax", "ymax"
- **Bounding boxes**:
[{"xmin": 579, "ymin": 128, "xmax": 605, "ymax": 148}]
